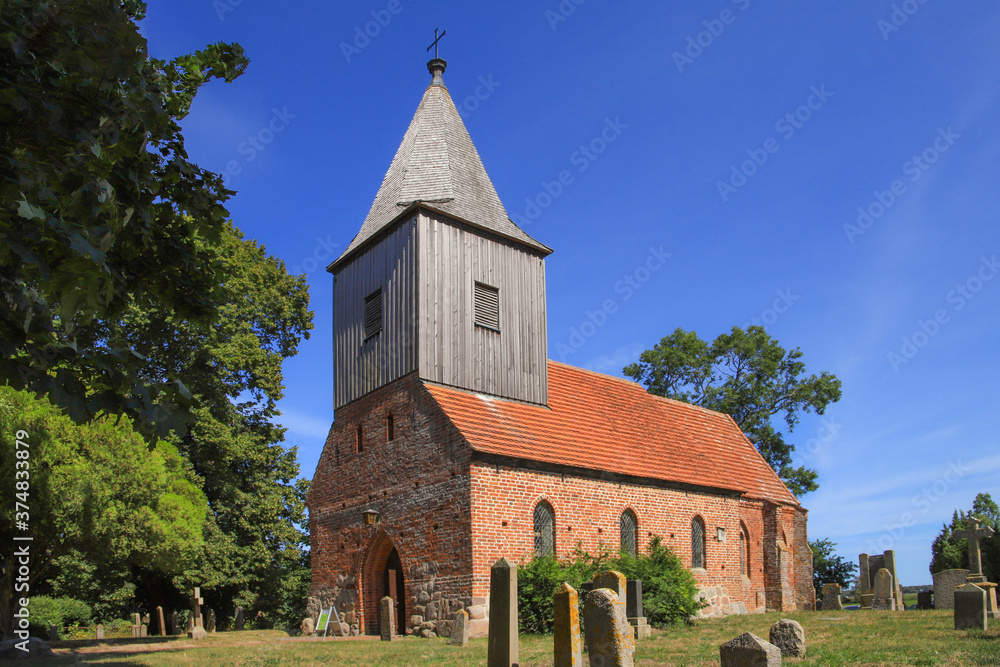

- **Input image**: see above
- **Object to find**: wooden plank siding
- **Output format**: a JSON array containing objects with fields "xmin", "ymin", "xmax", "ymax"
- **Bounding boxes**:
[
  {"xmin": 332, "ymin": 216, "xmax": 418, "ymax": 409},
  {"xmin": 417, "ymin": 212, "xmax": 548, "ymax": 405}
]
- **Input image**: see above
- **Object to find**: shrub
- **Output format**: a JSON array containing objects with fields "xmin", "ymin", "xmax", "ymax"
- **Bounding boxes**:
[
  {"xmin": 517, "ymin": 536, "xmax": 703, "ymax": 634},
  {"xmin": 27, "ymin": 596, "xmax": 93, "ymax": 638}
]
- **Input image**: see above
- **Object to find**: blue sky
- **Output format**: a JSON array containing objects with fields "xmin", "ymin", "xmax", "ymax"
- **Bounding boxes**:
[{"xmin": 140, "ymin": 1, "xmax": 1000, "ymax": 587}]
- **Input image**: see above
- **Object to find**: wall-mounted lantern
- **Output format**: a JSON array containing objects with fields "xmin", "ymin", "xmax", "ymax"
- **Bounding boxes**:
[{"xmin": 362, "ymin": 509, "xmax": 380, "ymax": 526}]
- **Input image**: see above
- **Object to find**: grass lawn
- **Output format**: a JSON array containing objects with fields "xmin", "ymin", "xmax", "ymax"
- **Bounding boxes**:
[{"xmin": 36, "ymin": 610, "xmax": 998, "ymax": 666}]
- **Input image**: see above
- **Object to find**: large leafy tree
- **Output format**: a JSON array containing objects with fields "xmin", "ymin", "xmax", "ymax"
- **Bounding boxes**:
[
  {"xmin": 810, "ymin": 538, "xmax": 857, "ymax": 597},
  {"xmin": 1, "ymin": 0, "xmax": 248, "ymax": 439},
  {"xmin": 624, "ymin": 326, "xmax": 842, "ymax": 496},
  {"xmin": 930, "ymin": 493, "xmax": 999, "ymax": 583},
  {"xmin": 0, "ymin": 386, "xmax": 208, "ymax": 636}
]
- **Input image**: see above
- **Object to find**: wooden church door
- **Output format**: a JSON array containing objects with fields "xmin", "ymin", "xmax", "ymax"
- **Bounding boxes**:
[{"xmin": 382, "ymin": 548, "xmax": 405, "ymax": 633}]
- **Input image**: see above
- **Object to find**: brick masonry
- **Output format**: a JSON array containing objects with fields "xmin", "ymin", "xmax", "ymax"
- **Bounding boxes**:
[{"xmin": 308, "ymin": 374, "xmax": 815, "ymax": 635}]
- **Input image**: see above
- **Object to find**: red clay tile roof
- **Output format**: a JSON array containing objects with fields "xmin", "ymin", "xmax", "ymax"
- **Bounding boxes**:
[{"xmin": 424, "ymin": 360, "xmax": 799, "ymax": 506}]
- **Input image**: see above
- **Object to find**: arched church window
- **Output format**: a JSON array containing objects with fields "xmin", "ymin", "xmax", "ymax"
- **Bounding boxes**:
[
  {"xmin": 740, "ymin": 523, "xmax": 751, "ymax": 578},
  {"xmin": 691, "ymin": 516, "xmax": 706, "ymax": 569},
  {"xmin": 533, "ymin": 501, "xmax": 555, "ymax": 557},
  {"xmin": 620, "ymin": 509, "xmax": 638, "ymax": 557}
]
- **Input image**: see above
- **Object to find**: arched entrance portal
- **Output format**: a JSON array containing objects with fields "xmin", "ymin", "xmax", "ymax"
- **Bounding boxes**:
[{"xmin": 362, "ymin": 532, "xmax": 406, "ymax": 636}]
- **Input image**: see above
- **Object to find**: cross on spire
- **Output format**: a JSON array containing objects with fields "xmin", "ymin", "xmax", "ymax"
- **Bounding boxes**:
[{"xmin": 427, "ymin": 28, "xmax": 447, "ymax": 59}]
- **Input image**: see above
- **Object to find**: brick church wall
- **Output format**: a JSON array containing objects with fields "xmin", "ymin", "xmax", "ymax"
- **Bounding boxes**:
[
  {"xmin": 468, "ymin": 460, "xmax": 809, "ymax": 616},
  {"xmin": 308, "ymin": 373, "xmax": 474, "ymax": 636}
]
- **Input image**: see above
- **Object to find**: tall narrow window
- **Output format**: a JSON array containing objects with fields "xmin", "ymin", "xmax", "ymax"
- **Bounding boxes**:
[
  {"xmin": 620, "ymin": 509, "xmax": 638, "ymax": 557},
  {"xmin": 474, "ymin": 282, "xmax": 500, "ymax": 331},
  {"xmin": 691, "ymin": 516, "xmax": 706, "ymax": 569},
  {"xmin": 533, "ymin": 501, "xmax": 555, "ymax": 557},
  {"xmin": 356, "ymin": 424, "xmax": 363, "ymax": 454},
  {"xmin": 364, "ymin": 289, "xmax": 383, "ymax": 340},
  {"xmin": 740, "ymin": 524, "xmax": 751, "ymax": 578},
  {"xmin": 386, "ymin": 413, "xmax": 394, "ymax": 441}
]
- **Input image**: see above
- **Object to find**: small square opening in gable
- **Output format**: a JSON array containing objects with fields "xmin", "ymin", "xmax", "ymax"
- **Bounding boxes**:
[
  {"xmin": 474, "ymin": 282, "xmax": 500, "ymax": 331},
  {"xmin": 364, "ymin": 289, "xmax": 382, "ymax": 340}
]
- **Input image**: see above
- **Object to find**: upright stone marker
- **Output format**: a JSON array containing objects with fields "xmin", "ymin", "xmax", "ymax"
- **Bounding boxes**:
[
  {"xmin": 769, "ymin": 619, "xmax": 805, "ymax": 658},
  {"xmin": 450, "ymin": 610, "xmax": 470, "ymax": 647},
  {"xmin": 380, "ymin": 596, "xmax": 396, "ymax": 641},
  {"xmin": 170, "ymin": 611, "xmax": 180, "ymax": 635},
  {"xmin": 954, "ymin": 522, "xmax": 995, "ymax": 583},
  {"xmin": 720, "ymin": 632, "xmax": 782, "ymax": 667},
  {"xmin": 821, "ymin": 583, "xmax": 843, "ymax": 610},
  {"xmin": 487, "ymin": 557, "xmax": 518, "ymax": 667},
  {"xmin": 553, "ymin": 583, "xmax": 582, "ymax": 667},
  {"xmin": 156, "ymin": 606, "xmax": 166, "ymax": 636},
  {"xmin": 96, "ymin": 625, "xmax": 104, "ymax": 641},
  {"xmin": 917, "ymin": 591, "xmax": 933, "ymax": 610},
  {"xmin": 625, "ymin": 579, "xmax": 651, "ymax": 640},
  {"xmin": 857, "ymin": 553, "xmax": 872, "ymax": 595},
  {"xmin": 234, "ymin": 606, "xmax": 245, "ymax": 631},
  {"xmin": 49, "ymin": 625, "xmax": 58, "ymax": 642},
  {"xmin": 933, "ymin": 569, "xmax": 969, "ymax": 610},
  {"xmin": 132, "ymin": 613, "xmax": 141, "ymax": 638},
  {"xmin": 188, "ymin": 587, "xmax": 208, "ymax": 639},
  {"xmin": 206, "ymin": 608, "xmax": 216, "ymax": 633},
  {"xmin": 584, "ymin": 588, "xmax": 635, "ymax": 667},
  {"xmin": 954, "ymin": 583, "xmax": 988, "ymax": 631},
  {"xmin": 593, "ymin": 570, "xmax": 626, "ymax": 600},
  {"xmin": 873, "ymin": 568, "xmax": 896, "ymax": 611}
]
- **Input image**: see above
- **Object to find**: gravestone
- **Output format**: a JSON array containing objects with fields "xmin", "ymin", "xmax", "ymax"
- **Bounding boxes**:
[
  {"xmin": 821, "ymin": 583, "xmax": 843, "ymax": 610},
  {"xmin": 187, "ymin": 587, "xmax": 208, "ymax": 640},
  {"xmin": 917, "ymin": 591, "xmax": 933, "ymax": 610},
  {"xmin": 132, "ymin": 613, "xmax": 141, "ymax": 638},
  {"xmin": 860, "ymin": 594, "xmax": 874, "ymax": 609},
  {"xmin": 487, "ymin": 557, "xmax": 518, "ymax": 667},
  {"xmin": 584, "ymin": 587, "xmax": 635, "ymax": 667},
  {"xmin": 234, "ymin": 606, "xmax": 245, "ymax": 631},
  {"xmin": 450, "ymin": 610, "xmax": 470, "ymax": 647},
  {"xmin": 719, "ymin": 632, "xmax": 782, "ymax": 667},
  {"xmin": 157, "ymin": 606, "xmax": 166, "ymax": 636},
  {"xmin": 49, "ymin": 625, "xmax": 58, "ymax": 641},
  {"xmin": 873, "ymin": 569, "xmax": 896, "ymax": 611},
  {"xmin": 553, "ymin": 583, "xmax": 582, "ymax": 667},
  {"xmin": 954, "ymin": 583, "xmax": 987, "ymax": 631},
  {"xmin": 769, "ymin": 619, "xmax": 805, "ymax": 658},
  {"xmin": 933, "ymin": 569, "xmax": 969, "ymax": 610},
  {"xmin": 593, "ymin": 570, "xmax": 626, "ymax": 600},
  {"xmin": 140, "ymin": 624, "xmax": 147, "ymax": 638},
  {"xmin": 625, "ymin": 579, "xmax": 650, "ymax": 640},
  {"xmin": 861, "ymin": 550, "xmax": 904, "ymax": 609},
  {"xmin": 206, "ymin": 608, "xmax": 216, "ymax": 633},
  {"xmin": 170, "ymin": 611, "xmax": 180, "ymax": 635},
  {"xmin": 301, "ymin": 616, "xmax": 314, "ymax": 636},
  {"xmin": 857, "ymin": 553, "xmax": 872, "ymax": 596},
  {"xmin": 954, "ymin": 522, "xmax": 995, "ymax": 584},
  {"xmin": 380, "ymin": 596, "xmax": 395, "ymax": 641},
  {"xmin": 96, "ymin": 625, "xmax": 104, "ymax": 641}
]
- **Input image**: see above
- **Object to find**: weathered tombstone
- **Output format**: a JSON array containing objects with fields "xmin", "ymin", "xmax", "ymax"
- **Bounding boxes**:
[
  {"xmin": 884, "ymin": 550, "xmax": 905, "ymax": 609},
  {"xmin": 156, "ymin": 606, "xmax": 166, "ymax": 636},
  {"xmin": 821, "ymin": 583, "xmax": 843, "ymax": 610},
  {"xmin": 96, "ymin": 625, "xmax": 104, "ymax": 641},
  {"xmin": 205, "ymin": 608, "xmax": 216, "ymax": 633},
  {"xmin": 720, "ymin": 632, "xmax": 782, "ymax": 667},
  {"xmin": 553, "ymin": 583, "xmax": 582, "ymax": 667},
  {"xmin": 860, "ymin": 594, "xmax": 874, "ymax": 609},
  {"xmin": 625, "ymin": 579, "xmax": 650, "ymax": 640},
  {"xmin": 187, "ymin": 587, "xmax": 208, "ymax": 640},
  {"xmin": 593, "ymin": 570, "xmax": 626, "ymax": 600},
  {"xmin": 487, "ymin": 557, "xmax": 518, "ymax": 667},
  {"xmin": 49, "ymin": 625, "xmax": 59, "ymax": 642},
  {"xmin": 857, "ymin": 553, "xmax": 872, "ymax": 595},
  {"xmin": 170, "ymin": 611, "xmax": 180, "ymax": 635},
  {"xmin": 584, "ymin": 587, "xmax": 635, "ymax": 667},
  {"xmin": 769, "ymin": 619, "xmax": 805, "ymax": 658},
  {"xmin": 132, "ymin": 613, "xmax": 141, "ymax": 638},
  {"xmin": 933, "ymin": 569, "xmax": 969, "ymax": 610},
  {"xmin": 140, "ymin": 624, "xmax": 147, "ymax": 638},
  {"xmin": 954, "ymin": 522, "xmax": 996, "ymax": 584},
  {"xmin": 917, "ymin": 591, "xmax": 933, "ymax": 610},
  {"xmin": 873, "ymin": 568, "xmax": 896, "ymax": 611},
  {"xmin": 301, "ymin": 616, "xmax": 315, "ymax": 636},
  {"xmin": 450, "ymin": 609, "xmax": 470, "ymax": 647},
  {"xmin": 234, "ymin": 605, "xmax": 245, "ymax": 631},
  {"xmin": 954, "ymin": 583, "xmax": 988, "ymax": 631},
  {"xmin": 380, "ymin": 596, "xmax": 396, "ymax": 641}
]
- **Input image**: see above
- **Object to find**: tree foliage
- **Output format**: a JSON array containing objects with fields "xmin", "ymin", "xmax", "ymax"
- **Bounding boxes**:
[
  {"xmin": 624, "ymin": 326, "xmax": 842, "ymax": 496},
  {"xmin": 810, "ymin": 538, "xmax": 857, "ymax": 597},
  {"xmin": 930, "ymin": 493, "xmax": 999, "ymax": 583},
  {"xmin": 1, "ymin": 0, "xmax": 248, "ymax": 439},
  {"xmin": 0, "ymin": 386, "xmax": 208, "ymax": 636}
]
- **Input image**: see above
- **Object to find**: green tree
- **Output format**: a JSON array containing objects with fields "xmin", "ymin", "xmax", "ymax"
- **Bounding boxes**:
[
  {"xmin": 624, "ymin": 326, "xmax": 842, "ymax": 496},
  {"xmin": 1, "ymin": 0, "xmax": 248, "ymax": 439},
  {"xmin": 810, "ymin": 538, "xmax": 857, "ymax": 597},
  {"xmin": 0, "ymin": 386, "xmax": 208, "ymax": 636},
  {"xmin": 930, "ymin": 493, "xmax": 999, "ymax": 583}
]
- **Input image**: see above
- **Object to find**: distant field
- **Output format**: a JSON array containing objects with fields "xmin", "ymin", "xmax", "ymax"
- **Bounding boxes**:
[{"xmin": 34, "ymin": 609, "xmax": 999, "ymax": 666}]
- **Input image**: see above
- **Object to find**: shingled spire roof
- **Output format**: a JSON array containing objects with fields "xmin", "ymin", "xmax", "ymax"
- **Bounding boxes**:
[{"xmin": 332, "ymin": 59, "xmax": 551, "ymax": 269}]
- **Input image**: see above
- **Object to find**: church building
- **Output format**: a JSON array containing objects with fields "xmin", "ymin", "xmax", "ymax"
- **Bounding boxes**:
[{"xmin": 307, "ymin": 56, "xmax": 815, "ymax": 637}]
